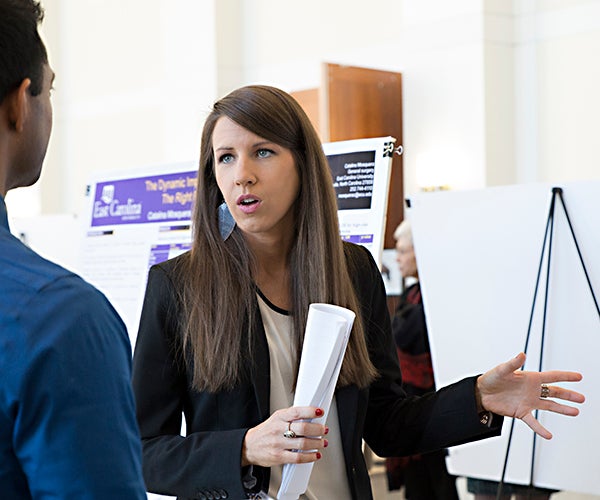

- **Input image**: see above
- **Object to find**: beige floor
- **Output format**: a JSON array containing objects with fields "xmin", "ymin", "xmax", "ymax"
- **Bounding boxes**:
[{"xmin": 370, "ymin": 464, "xmax": 405, "ymax": 499}]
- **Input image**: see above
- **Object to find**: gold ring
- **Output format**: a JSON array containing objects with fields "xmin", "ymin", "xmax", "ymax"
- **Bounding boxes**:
[
  {"xmin": 283, "ymin": 421, "xmax": 296, "ymax": 439},
  {"xmin": 540, "ymin": 384, "xmax": 550, "ymax": 398}
]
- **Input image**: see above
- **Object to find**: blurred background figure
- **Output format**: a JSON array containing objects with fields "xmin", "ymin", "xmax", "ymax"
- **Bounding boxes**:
[{"xmin": 385, "ymin": 219, "xmax": 459, "ymax": 500}]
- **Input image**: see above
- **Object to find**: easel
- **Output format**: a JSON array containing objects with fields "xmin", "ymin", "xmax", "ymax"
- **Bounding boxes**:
[{"xmin": 496, "ymin": 187, "xmax": 600, "ymax": 500}]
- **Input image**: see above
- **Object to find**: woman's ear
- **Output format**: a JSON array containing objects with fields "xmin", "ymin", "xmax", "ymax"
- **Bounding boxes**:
[{"xmin": 6, "ymin": 78, "xmax": 32, "ymax": 133}]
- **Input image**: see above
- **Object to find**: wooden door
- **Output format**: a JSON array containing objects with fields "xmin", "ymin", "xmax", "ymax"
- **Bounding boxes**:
[{"xmin": 292, "ymin": 64, "xmax": 403, "ymax": 248}]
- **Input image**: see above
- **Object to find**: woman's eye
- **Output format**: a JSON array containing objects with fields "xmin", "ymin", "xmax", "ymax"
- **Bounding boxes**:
[
  {"xmin": 219, "ymin": 153, "xmax": 234, "ymax": 164},
  {"xmin": 257, "ymin": 149, "xmax": 273, "ymax": 159}
]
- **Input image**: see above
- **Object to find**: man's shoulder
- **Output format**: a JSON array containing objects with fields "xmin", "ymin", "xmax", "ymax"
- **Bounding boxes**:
[
  {"xmin": 0, "ymin": 233, "xmax": 106, "ymax": 319},
  {"xmin": 0, "ymin": 234, "xmax": 128, "ymax": 358},
  {"xmin": 0, "ymin": 232, "xmax": 82, "ymax": 293}
]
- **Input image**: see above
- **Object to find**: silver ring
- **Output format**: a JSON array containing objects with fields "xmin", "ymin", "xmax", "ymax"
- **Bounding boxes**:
[
  {"xmin": 283, "ymin": 422, "xmax": 296, "ymax": 439},
  {"xmin": 540, "ymin": 384, "xmax": 550, "ymax": 398}
]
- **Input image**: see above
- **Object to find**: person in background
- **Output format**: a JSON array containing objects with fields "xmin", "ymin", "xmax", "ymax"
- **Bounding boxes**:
[
  {"xmin": 132, "ymin": 84, "xmax": 584, "ymax": 500},
  {"xmin": 385, "ymin": 219, "xmax": 459, "ymax": 499},
  {"xmin": 0, "ymin": 1, "xmax": 146, "ymax": 497}
]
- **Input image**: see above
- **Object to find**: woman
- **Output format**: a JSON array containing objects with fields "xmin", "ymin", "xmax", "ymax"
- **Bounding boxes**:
[{"xmin": 132, "ymin": 85, "xmax": 584, "ymax": 500}]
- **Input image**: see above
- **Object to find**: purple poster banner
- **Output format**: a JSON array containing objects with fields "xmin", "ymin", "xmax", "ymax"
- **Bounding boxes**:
[
  {"xmin": 91, "ymin": 171, "xmax": 197, "ymax": 226},
  {"xmin": 341, "ymin": 234, "xmax": 374, "ymax": 244},
  {"xmin": 148, "ymin": 243, "xmax": 192, "ymax": 268}
]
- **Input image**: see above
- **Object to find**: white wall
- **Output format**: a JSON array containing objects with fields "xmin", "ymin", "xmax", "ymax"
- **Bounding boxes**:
[
  {"xmin": 213, "ymin": 0, "xmax": 600, "ymax": 195},
  {"xmin": 535, "ymin": 2, "xmax": 600, "ymax": 183},
  {"xmin": 6, "ymin": 0, "xmax": 600, "ymax": 223},
  {"xmin": 6, "ymin": 0, "xmax": 218, "ymax": 216},
  {"xmin": 224, "ymin": 0, "xmax": 490, "ymax": 194}
]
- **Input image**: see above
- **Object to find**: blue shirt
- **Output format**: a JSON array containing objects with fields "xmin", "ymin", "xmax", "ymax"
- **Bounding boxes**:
[{"xmin": 0, "ymin": 197, "xmax": 146, "ymax": 499}]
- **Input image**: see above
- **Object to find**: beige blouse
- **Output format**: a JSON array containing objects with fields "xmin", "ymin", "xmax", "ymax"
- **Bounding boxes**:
[{"xmin": 257, "ymin": 293, "xmax": 352, "ymax": 500}]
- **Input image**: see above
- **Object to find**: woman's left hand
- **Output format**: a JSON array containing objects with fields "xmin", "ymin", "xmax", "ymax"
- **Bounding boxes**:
[{"xmin": 476, "ymin": 352, "xmax": 585, "ymax": 439}]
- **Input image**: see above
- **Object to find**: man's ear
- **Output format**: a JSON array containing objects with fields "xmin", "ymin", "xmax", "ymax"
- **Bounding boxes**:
[{"xmin": 6, "ymin": 78, "xmax": 32, "ymax": 133}]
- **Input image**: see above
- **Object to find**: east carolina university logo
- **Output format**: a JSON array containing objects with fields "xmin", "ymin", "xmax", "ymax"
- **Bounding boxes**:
[{"xmin": 93, "ymin": 184, "xmax": 142, "ymax": 221}]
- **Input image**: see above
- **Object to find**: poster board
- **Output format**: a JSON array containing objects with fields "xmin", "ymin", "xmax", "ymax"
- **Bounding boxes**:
[
  {"xmin": 78, "ymin": 163, "xmax": 196, "ymax": 344},
  {"xmin": 323, "ymin": 136, "xmax": 395, "ymax": 268},
  {"xmin": 406, "ymin": 181, "xmax": 600, "ymax": 496}
]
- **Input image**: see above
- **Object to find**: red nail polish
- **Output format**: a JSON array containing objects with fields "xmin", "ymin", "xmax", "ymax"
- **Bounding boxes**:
[
  {"xmin": 324, "ymin": 439, "xmax": 329, "ymax": 448},
  {"xmin": 315, "ymin": 408, "xmax": 324, "ymax": 417},
  {"xmin": 324, "ymin": 427, "xmax": 329, "ymax": 435},
  {"xmin": 316, "ymin": 452, "xmax": 322, "ymax": 459}
]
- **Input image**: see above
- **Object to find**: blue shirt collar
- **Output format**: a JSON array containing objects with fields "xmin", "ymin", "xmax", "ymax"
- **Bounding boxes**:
[{"xmin": 0, "ymin": 195, "xmax": 9, "ymax": 232}]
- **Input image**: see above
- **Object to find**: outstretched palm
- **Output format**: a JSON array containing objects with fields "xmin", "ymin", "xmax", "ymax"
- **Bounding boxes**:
[{"xmin": 477, "ymin": 352, "xmax": 585, "ymax": 439}]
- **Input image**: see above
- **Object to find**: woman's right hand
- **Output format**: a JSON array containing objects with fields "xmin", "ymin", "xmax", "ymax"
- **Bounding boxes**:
[{"xmin": 241, "ymin": 407, "xmax": 329, "ymax": 467}]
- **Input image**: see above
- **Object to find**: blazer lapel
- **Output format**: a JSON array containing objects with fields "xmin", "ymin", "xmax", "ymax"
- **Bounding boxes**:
[
  {"xmin": 250, "ymin": 307, "xmax": 271, "ymax": 421},
  {"xmin": 336, "ymin": 384, "xmax": 359, "ymax": 461}
]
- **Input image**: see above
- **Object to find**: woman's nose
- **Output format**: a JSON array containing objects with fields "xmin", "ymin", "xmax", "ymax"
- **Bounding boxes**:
[{"xmin": 234, "ymin": 157, "xmax": 257, "ymax": 186}]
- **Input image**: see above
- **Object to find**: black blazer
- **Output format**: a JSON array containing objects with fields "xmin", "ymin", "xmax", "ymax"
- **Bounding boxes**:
[{"xmin": 132, "ymin": 243, "xmax": 501, "ymax": 499}]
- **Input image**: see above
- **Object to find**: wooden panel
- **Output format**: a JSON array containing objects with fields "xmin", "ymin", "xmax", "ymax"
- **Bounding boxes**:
[
  {"xmin": 324, "ymin": 63, "xmax": 404, "ymax": 248},
  {"xmin": 290, "ymin": 88, "xmax": 322, "ymax": 140}
]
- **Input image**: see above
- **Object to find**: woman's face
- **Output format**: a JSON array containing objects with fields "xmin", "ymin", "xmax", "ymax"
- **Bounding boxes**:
[
  {"xmin": 395, "ymin": 237, "xmax": 418, "ymax": 279},
  {"xmin": 213, "ymin": 116, "xmax": 300, "ymax": 245}
]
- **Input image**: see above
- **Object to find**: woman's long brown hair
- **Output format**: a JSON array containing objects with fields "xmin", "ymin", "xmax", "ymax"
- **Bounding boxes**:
[{"xmin": 180, "ymin": 85, "xmax": 377, "ymax": 392}]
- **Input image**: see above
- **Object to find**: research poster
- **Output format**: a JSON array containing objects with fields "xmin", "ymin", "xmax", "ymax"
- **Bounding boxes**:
[
  {"xmin": 80, "ymin": 137, "xmax": 393, "ymax": 346},
  {"xmin": 323, "ymin": 136, "xmax": 395, "ymax": 268},
  {"xmin": 79, "ymin": 164, "xmax": 196, "ymax": 342}
]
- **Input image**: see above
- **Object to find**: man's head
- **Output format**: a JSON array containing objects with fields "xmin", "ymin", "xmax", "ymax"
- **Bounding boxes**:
[{"xmin": 0, "ymin": 0, "xmax": 53, "ymax": 196}]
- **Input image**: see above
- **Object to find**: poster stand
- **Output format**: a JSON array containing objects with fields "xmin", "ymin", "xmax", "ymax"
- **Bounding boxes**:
[{"xmin": 496, "ymin": 187, "xmax": 600, "ymax": 499}]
